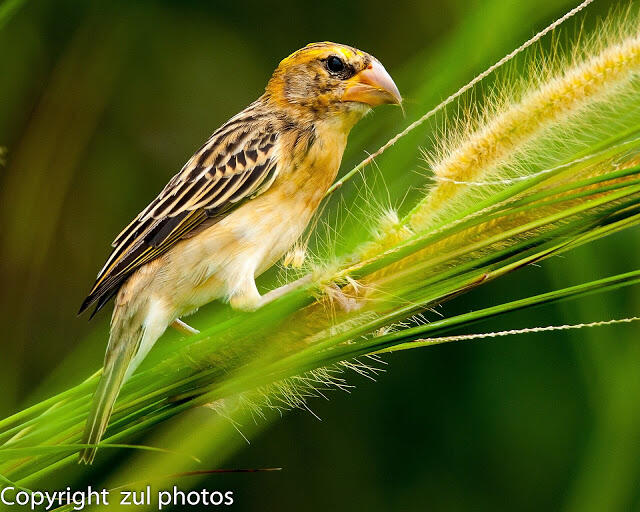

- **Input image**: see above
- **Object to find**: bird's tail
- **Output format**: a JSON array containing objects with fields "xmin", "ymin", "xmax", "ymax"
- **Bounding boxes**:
[{"xmin": 78, "ymin": 318, "xmax": 145, "ymax": 465}]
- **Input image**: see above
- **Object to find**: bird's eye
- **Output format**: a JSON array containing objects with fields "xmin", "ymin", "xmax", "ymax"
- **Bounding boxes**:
[{"xmin": 326, "ymin": 56, "xmax": 345, "ymax": 73}]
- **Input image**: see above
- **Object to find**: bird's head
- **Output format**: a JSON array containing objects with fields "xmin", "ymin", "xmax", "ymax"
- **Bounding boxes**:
[{"xmin": 265, "ymin": 42, "xmax": 401, "ymax": 123}]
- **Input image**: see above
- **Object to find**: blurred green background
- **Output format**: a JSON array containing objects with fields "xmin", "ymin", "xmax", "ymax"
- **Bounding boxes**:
[{"xmin": 1, "ymin": 0, "xmax": 640, "ymax": 510}]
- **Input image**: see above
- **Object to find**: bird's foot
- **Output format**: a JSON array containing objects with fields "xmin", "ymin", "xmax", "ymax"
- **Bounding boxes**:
[{"xmin": 325, "ymin": 282, "xmax": 363, "ymax": 312}]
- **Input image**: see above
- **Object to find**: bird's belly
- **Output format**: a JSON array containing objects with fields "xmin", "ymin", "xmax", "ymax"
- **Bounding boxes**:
[{"xmin": 159, "ymin": 191, "xmax": 314, "ymax": 315}]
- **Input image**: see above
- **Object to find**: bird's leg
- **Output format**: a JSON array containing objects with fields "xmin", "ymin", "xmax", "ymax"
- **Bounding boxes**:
[
  {"xmin": 171, "ymin": 318, "xmax": 200, "ymax": 335},
  {"xmin": 229, "ymin": 274, "xmax": 314, "ymax": 312},
  {"xmin": 258, "ymin": 274, "xmax": 314, "ymax": 307},
  {"xmin": 173, "ymin": 275, "xmax": 314, "ymax": 331}
]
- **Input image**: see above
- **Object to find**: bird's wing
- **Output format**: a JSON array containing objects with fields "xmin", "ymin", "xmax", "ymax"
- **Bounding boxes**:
[{"xmin": 79, "ymin": 115, "xmax": 280, "ymax": 316}]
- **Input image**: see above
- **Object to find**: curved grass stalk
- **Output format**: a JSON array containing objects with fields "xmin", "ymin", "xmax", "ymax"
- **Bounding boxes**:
[
  {"xmin": 4, "ymin": 168, "xmax": 640, "ymax": 483},
  {"xmin": 376, "ymin": 316, "xmax": 640, "ymax": 354}
]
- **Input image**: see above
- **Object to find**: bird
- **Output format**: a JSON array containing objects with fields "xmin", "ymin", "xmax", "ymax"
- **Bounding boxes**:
[{"xmin": 77, "ymin": 41, "xmax": 401, "ymax": 464}]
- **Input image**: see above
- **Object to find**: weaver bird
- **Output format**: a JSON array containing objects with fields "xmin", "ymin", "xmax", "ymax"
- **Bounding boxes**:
[{"xmin": 77, "ymin": 42, "xmax": 401, "ymax": 464}]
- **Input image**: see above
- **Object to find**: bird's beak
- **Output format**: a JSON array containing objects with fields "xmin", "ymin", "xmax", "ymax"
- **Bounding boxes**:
[{"xmin": 342, "ymin": 60, "xmax": 402, "ymax": 106}]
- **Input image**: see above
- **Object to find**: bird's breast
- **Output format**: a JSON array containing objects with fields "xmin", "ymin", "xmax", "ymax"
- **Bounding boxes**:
[
  {"xmin": 161, "ymin": 122, "xmax": 349, "ymax": 310},
  {"xmin": 233, "ymin": 123, "xmax": 347, "ymax": 271}
]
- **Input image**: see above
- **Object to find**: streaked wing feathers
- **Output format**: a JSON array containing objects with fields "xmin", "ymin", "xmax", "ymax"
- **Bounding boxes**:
[{"xmin": 79, "ymin": 117, "xmax": 279, "ymax": 316}]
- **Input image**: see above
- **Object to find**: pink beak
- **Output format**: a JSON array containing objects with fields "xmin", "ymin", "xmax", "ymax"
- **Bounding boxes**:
[{"xmin": 342, "ymin": 59, "xmax": 402, "ymax": 106}]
